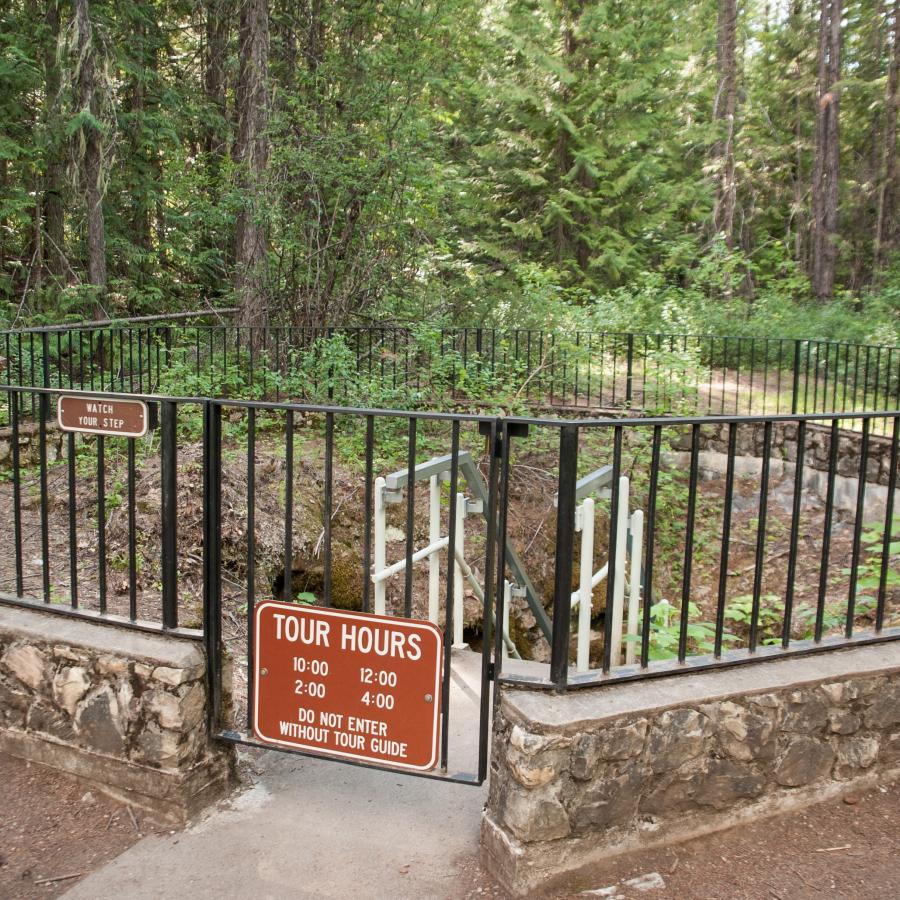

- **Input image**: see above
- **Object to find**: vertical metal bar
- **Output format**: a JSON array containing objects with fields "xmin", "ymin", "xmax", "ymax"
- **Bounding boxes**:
[
  {"xmin": 551, "ymin": 425, "xmax": 579, "ymax": 688},
  {"xmin": 127, "ymin": 438, "xmax": 137, "ymax": 621},
  {"xmin": 478, "ymin": 417, "xmax": 501, "ymax": 782},
  {"xmin": 203, "ymin": 401, "xmax": 224, "ymax": 734},
  {"xmin": 11, "ymin": 392, "xmax": 23, "ymax": 596},
  {"xmin": 803, "ymin": 341, "xmax": 812, "ymax": 413},
  {"xmin": 782, "ymin": 421, "xmax": 806, "ymax": 648},
  {"xmin": 875, "ymin": 416, "xmax": 899, "ymax": 632},
  {"xmin": 601, "ymin": 427, "xmax": 625, "ymax": 673},
  {"xmin": 38, "ymin": 391, "xmax": 50, "ymax": 603},
  {"xmin": 493, "ymin": 421, "xmax": 512, "ymax": 677},
  {"xmin": 749, "ymin": 421, "xmax": 773, "ymax": 652},
  {"xmin": 721, "ymin": 337, "xmax": 728, "ymax": 414},
  {"xmin": 440, "ymin": 420, "xmax": 460, "ymax": 772},
  {"xmin": 815, "ymin": 420, "xmax": 840, "ymax": 641},
  {"xmin": 97, "ymin": 435, "xmax": 107, "ymax": 613},
  {"xmin": 840, "ymin": 344, "xmax": 850, "ymax": 412},
  {"xmin": 677, "ymin": 424, "xmax": 700, "ymax": 661},
  {"xmin": 67, "ymin": 431, "xmax": 78, "ymax": 608},
  {"xmin": 136, "ymin": 328, "xmax": 143, "ymax": 393},
  {"xmin": 625, "ymin": 334, "xmax": 634, "ymax": 405},
  {"xmin": 776, "ymin": 340, "xmax": 784, "ymax": 414},
  {"xmin": 246, "ymin": 407, "xmax": 256, "ymax": 729},
  {"xmin": 160, "ymin": 402, "xmax": 179, "ymax": 629},
  {"xmin": 812, "ymin": 342, "xmax": 821, "ymax": 412},
  {"xmin": 845, "ymin": 419, "xmax": 870, "ymax": 637},
  {"xmin": 403, "ymin": 418, "xmax": 417, "ymax": 618},
  {"xmin": 284, "ymin": 410, "xmax": 294, "ymax": 602},
  {"xmin": 749, "ymin": 338, "xmax": 756, "ymax": 414},
  {"xmin": 116, "ymin": 329, "xmax": 123, "ymax": 391},
  {"xmin": 714, "ymin": 423, "xmax": 737, "ymax": 657},
  {"xmin": 323, "ymin": 412, "xmax": 334, "ymax": 607},
  {"xmin": 640, "ymin": 425, "xmax": 661, "ymax": 667},
  {"xmin": 874, "ymin": 347, "xmax": 883, "ymax": 410},
  {"xmin": 863, "ymin": 346, "xmax": 871, "ymax": 411},
  {"xmin": 362, "ymin": 415, "xmax": 374, "ymax": 614},
  {"xmin": 41, "ymin": 331, "xmax": 51, "ymax": 391}
]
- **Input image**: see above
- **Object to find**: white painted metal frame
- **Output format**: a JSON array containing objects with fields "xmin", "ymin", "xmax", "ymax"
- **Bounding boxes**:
[
  {"xmin": 370, "ymin": 462, "xmax": 519, "ymax": 656},
  {"xmin": 572, "ymin": 475, "xmax": 645, "ymax": 673}
]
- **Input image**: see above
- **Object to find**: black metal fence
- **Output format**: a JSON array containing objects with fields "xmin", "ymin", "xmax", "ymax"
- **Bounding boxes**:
[
  {"xmin": 501, "ymin": 409, "xmax": 900, "ymax": 690},
  {"xmin": 0, "ymin": 384, "xmax": 202, "ymax": 638},
  {"xmin": 1, "ymin": 376, "xmax": 898, "ymax": 777},
  {"xmin": 3, "ymin": 319, "xmax": 899, "ymax": 422}
]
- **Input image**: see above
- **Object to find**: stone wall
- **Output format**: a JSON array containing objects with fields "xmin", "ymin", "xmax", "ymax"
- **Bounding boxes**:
[
  {"xmin": 671, "ymin": 420, "xmax": 896, "ymax": 486},
  {"xmin": 0, "ymin": 602, "xmax": 235, "ymax": 824},
  {"xmin": 482, "ymin": 642, "xmax": 900, "ymax": 895},
  {"xmin": 0, "ymin": 420, "xmax": 65, "ymax": 468}
]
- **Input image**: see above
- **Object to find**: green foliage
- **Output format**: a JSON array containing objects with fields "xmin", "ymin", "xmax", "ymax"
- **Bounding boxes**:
[
  {"xmin": 843, "ymin": 514, "xmax": 900, "ymax": 610},
  {"xmin": 0, "ymin": 0, "xmax": 898, "ymax": 337},
  {"xmin": 631, "ymin": 599, "xmax": 738, "ymax": 661}
]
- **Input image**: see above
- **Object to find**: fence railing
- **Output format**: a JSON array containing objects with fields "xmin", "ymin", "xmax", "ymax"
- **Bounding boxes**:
[
  {"xmin": 2, "ymin": 322, "xmax": 898, "ymax": 423},
  {"xmin": 1, "ymin": 382, "xmax": 898, "ymax": 695},
  {"xmin": 502, "ymin": 409, "xmax": 900, "ymax": 690}
]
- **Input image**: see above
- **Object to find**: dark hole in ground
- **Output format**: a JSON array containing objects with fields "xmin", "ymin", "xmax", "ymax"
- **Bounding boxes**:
[
  {"xmin": 271, "ymin": 560, "xmax": 364, "ymax": 611},
  {"xmin": 272, "ymin": 563, "xmax": 324, "ymax": 604}
]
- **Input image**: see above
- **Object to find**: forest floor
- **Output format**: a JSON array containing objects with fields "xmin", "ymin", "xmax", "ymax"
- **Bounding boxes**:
[
  {"xmin": 0, "ymin": 752, "xmax": 157, "ymax": 899},
  {"xmin": 549, "ymin": 776, "xmax": 900, "ymax": 899}
]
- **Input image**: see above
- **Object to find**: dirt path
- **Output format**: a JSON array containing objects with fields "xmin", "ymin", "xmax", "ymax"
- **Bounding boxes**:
[{"xmin": 0, "ymin": 752, "xmax": 158, "ymax": 899}]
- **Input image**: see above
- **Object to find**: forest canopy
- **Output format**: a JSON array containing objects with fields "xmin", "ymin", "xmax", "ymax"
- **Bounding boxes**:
[{"xmin": 0, "ymin": 0, "xmax": 898, "ymax": 343}]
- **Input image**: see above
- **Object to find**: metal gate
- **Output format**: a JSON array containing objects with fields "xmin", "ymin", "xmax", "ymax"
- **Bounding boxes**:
[{"xmin": 201, "ymin": 400, "xmax": 516, "ymax": 784}]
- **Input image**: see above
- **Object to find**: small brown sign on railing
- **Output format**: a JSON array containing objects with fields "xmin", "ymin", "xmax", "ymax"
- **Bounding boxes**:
[{"xmin": 57, "ymin": 395, "xmax": 150, "ymax": 439}]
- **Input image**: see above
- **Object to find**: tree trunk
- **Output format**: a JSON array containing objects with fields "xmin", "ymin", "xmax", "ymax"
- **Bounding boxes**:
[
  {"xmin": 234, "ymin": 0, "xmax": 270, "ymax": 328},
  {"xmin": 129, "ymin": 12, "xmax": 152, "ymax": 260},
  {"xmin": 75, "ymin": 0, "xmax": 107, "ymax": 303},
  {"xmin": 811, "ymin": 0, "xmax": 841, "ymax": 301},
  {"xmin": 43, "ymin": 0, "xmax": 66, "ymax": 280},
  {"xmin": 204, "ymin": 0, "xmax": 231, "ymax": 166},
  {"xmin": 874, "ymin": 0, "xmax": 899, "ymax": 271},
  {"xmin": 713, "ymin": 0, "xmax": 738, "ymax": 248}
]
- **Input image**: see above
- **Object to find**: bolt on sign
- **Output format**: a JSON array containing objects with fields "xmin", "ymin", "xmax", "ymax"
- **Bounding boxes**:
[
  {"xmin": 253, "ymin": 602, "xmax": 443, "ymax": 771},
  {"xmin": 57, "ymin": 395, "xmax": 150, "ymax": 439}
]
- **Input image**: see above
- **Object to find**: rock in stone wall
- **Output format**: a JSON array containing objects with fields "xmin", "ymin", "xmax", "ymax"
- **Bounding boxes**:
[
  {"xmin": 0, "ymin": 604, "xmax": 235, "ymax": 823},
  {"xmin": 482, "ymin": 644, "xmax": 900, "ymax": 895}
]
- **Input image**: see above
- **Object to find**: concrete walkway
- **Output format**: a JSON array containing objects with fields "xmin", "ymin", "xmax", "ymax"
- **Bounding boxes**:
[{"xmin": 64, "ymin": 649, "xmax": 494, "ymax": 900}]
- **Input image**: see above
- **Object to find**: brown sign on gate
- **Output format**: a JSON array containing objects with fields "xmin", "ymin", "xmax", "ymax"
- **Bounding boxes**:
[
  {"xmin": 57, "ymin": 395, "xmax": 150, "ymax": 439},
  {"xmin": 253, "ymin": 601, "xmax": 443, "ymax": 771}
]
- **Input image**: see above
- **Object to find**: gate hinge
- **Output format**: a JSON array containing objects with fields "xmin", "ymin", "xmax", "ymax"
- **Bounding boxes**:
[{"xmin": 487, "ymin": 662, "xmax": 496, "ymax": 681}]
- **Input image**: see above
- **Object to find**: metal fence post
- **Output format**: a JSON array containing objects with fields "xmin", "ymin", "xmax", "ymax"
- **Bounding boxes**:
[
  {"xmin": 625, "ymin": 333, "xmax": 634, "ymax": 405},
  {"xmin": 160, "ymin": 400, "xmax": 179, "ymax": 629},
  {"xmin": 40, "ymin": 331, "xmax": 51, "ymax": 390},
  {"xmin": 202, "ymin": 400, "xmax": 223, "ymax": 731},
  {"xmin": 791, "ymin": 339, "xmax": 801, "ymax": 414},
  {"xmin": 550, "ymin": 425, "xmax": 579, "ymax": 689}
]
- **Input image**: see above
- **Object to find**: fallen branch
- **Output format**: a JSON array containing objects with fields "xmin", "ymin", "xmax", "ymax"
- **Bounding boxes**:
[{"xmin": 34, "ymin": 873, "xmax": 84, "ymax": 886}]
